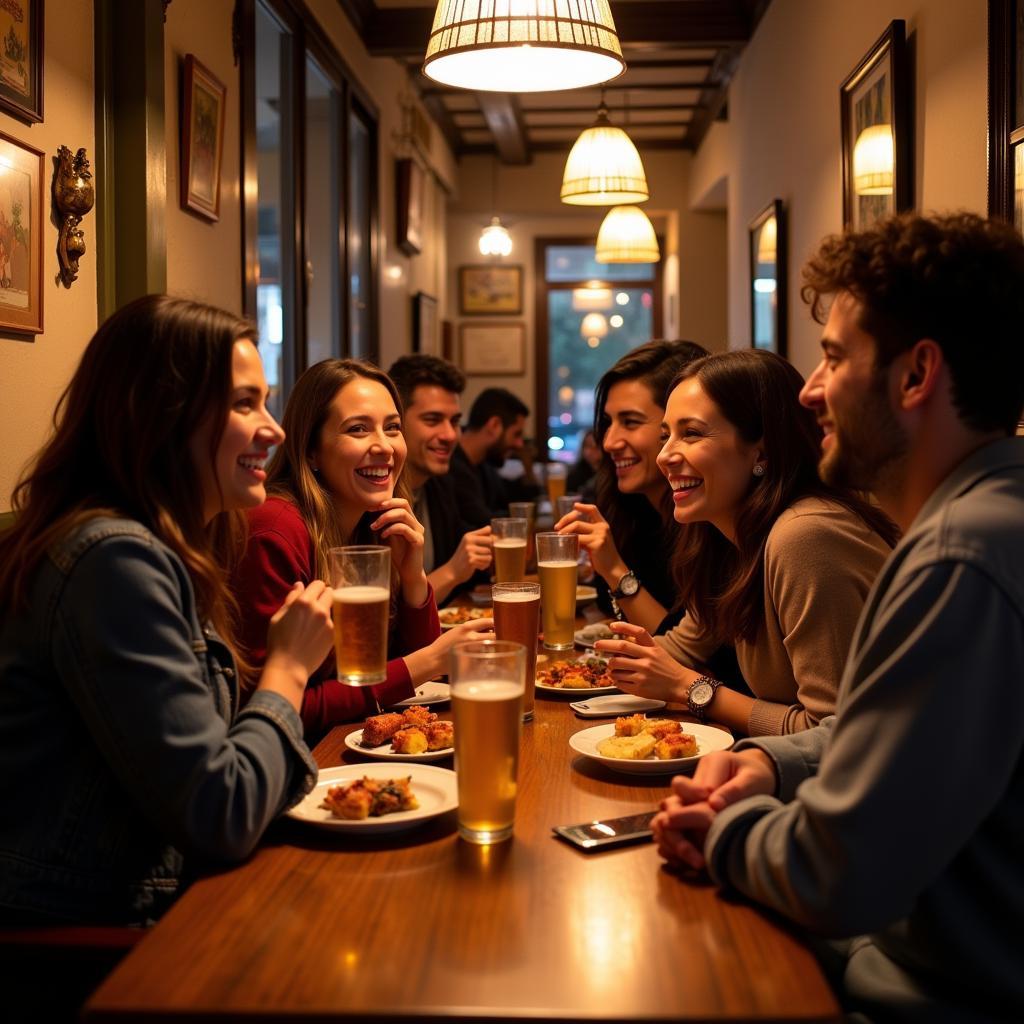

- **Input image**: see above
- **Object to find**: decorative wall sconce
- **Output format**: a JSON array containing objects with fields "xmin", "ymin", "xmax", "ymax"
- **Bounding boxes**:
[{"xmin": 53, "ymin": 145, "xmax": 95, "ymax": 287}]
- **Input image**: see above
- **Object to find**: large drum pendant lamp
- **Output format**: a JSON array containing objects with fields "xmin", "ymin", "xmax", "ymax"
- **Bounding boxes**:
[
  {"xmin": 560, "ymin": 103, "xmax": 648, "ymax": 206},
  {"xmin": 595, "ymin": 205, "xmax": 659, "ymax": 264},
  {"xmin": 422, "ymin": 0, "xmax": 626, "ymax": 93}
]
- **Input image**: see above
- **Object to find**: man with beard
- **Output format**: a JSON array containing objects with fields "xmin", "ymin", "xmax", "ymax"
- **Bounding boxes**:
[
  {"xmin": 652, "ymin": 213, "xmax": 1024, "ymax": 1022},
  {"xmin": 451, "ymin": 387, "xmax": 539, "ymax": 526},
  {"xmin": 388, "ymin": 355, "xmax": 494, "ymax": 604}
]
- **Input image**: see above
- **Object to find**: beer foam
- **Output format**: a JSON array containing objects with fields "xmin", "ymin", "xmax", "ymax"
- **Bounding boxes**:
[
  {"xmin": 333, "ymin": 585, "xmax": 390, "ymax": 604},
  {"xmin": 493, "ymin": 591, "xmax": 538, "ymax": 603},
  {"xmin": 537, "ymin": 560, "xmax": 577, "ymax": 569},
  {"xmin": 453, "ymin": 680, "xmax": 523, "ymax": 700},
  {"xmin": 493, "ymin": 538, "xmax": 527, "ymax": 548}
]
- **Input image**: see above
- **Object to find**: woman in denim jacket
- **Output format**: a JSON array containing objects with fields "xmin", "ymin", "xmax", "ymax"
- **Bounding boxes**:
[{"xmin": 0, "ymin": 295, "xmax": 334, "ymax": 926}]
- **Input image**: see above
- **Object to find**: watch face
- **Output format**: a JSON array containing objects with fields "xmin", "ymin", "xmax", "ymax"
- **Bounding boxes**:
[
  {"xmin": 689, "ymin": 682, "xmax": 714, "ymax": 707},
  {"xmin": 620, "ymin": 574, "xmax": 639, "ymax": 596}
]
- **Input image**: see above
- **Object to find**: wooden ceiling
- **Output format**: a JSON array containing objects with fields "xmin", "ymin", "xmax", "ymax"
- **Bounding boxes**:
[{"xmin": 338, "ymin": 0, "xmax": 771, "ymax": 163}]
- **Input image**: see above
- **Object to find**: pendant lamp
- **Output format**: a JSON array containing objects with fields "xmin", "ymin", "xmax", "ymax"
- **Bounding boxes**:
[
  {"xmin": 423, "ymin": 0, "xmax": 626, "ymax": 93},
  {"xmin": 853, "ymin": 124, "xmax": 894, "ymax": 195},
  {"xmin": 561, "ymin": 102, "xmax": 648, "ymax": 206},
  {"xmin": 595, "ymin": 205, "xmax": 659, "ymax": 264},
  {"xmin": 479, "ymin": 216, "xmax": 513, "ymax": 256},
  {"xmin": 579, "ymin": 312, "xmax": 608, "ymax": 338}
]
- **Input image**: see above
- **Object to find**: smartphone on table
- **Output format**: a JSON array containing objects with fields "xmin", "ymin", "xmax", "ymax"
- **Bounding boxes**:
[{"xmin": 552, "ymin": 811, "xmax": 655, "ymax": 852}]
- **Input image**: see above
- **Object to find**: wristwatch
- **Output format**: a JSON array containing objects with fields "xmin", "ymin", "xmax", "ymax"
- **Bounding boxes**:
[
  {"xmin": 686, "ymin": 675, "xmax": 721, "ymax": 721},
  {"xmin": 610, "ymin": 569, "xmax": 640, "ymax": 600}
]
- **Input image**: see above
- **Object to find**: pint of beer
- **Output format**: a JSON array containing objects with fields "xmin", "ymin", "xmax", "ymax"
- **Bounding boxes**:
[
  {"xmin": 536, "ymin": 532, "xmax": 578, "ymax": 651},
  {"xmin": 491, "ymin": 517, "xmax": 528, "ymax": 583},
  {"xmin": 544, "ymin": 462, "xmax": 567, "ymax": 507},
  {"xmin": 451, "ymin": 640, "xmax": 526, "ymax": 845},
  {"xmin": 508, "ymin": 501, "xmax": 536, "ymax": 570},
  {"xmin": 556, "ymin": 494, "xmax": 583, "ymax": 520},
  {"xmin": 492, "ymin": 583, "xmax": 540, "ymax": 721},
  {"xmin": 329, "ymin": 546, "xmax": 391, "ymax": 686}
]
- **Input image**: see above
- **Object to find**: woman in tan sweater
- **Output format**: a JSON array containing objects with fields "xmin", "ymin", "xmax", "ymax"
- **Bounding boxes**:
[{"xmin": 596, "ymin": 350, "xmax": 898, "ymax": 736}]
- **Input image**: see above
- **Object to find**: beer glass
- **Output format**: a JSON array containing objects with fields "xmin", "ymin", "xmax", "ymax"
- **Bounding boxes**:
[
  {"xmin": 451, "ymin": 640, "xmax": 526, "ymax": 844},
  {"xmin": 491, "ymin": 517, "xmax": 528, "ymax": 583},
  {"xmin": 508, "ymin": 501, "xmax": 536, "ymax": 570},
  {"xmin": 536, "ymin": 532, "xmax": 578, "ymax": 651},
  {"xmin": 555, "ymin": 494, "xmax": 583, "ymax": 520},
  {"xmin": 492, "ymin": 583, "xmax": 540, "ymax": 721},
  {"xmin": 329, "ymin": 546, "xmax": 390, "ymax": 686},
  {"xmin": 544, "ymin": 462, "xmax": 567, "ymax": 507}
]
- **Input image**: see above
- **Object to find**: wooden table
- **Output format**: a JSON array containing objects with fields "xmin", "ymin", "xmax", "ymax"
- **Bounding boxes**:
[{"xmin": 84, "ymin": 682, "xmax": 839, "ymax": 1022}]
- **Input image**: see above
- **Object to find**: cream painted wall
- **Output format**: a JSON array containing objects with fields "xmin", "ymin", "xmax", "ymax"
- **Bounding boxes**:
[
  {"xmin": 448, "ymin": 150, "xmax": 728, "ymax": 432},
  {"xmin": 705, "ymin": 0, "xmax": 987, "ymax": 377},
  {"xmin": 164, "ymin": 0, "xmax": 242, "ymax": 313},
  {"xmin": 0, "ymin": 1, "xmax": 96, "ymax": 509}
]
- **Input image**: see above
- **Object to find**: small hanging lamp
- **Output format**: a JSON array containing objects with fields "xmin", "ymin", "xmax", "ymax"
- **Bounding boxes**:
[
  {"xmin": 423, "ymin": 0, "xmax": 626, "ymax": 93},
  {"xmin": 579, "ymin": 312, "xmax": 608, "ymax": 338},
  {"xmin": 595, "ymin": 205, "xmax": 659, "ymax": 264},
  {"xmin": 853, "ymin": 124, "xmax": 894, "ymax": 195},
  {"xmin": 479, "ymin": 216, "xmax": 513, "ymax": 256},
  {"xmin": 561, "ymin": 101, "xmax": 648, "ymax": 206}
]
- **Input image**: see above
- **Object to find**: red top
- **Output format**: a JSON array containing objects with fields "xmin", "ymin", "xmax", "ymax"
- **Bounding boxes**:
[{"xmin": 233, "ymin": 496, "xmax": 440, "ymax": 740}]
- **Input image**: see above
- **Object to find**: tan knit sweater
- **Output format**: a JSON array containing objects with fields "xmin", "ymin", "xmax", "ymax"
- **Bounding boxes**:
[{"xmin": 655, "ymin": 496, "xmax": 892, "ymax": 736}]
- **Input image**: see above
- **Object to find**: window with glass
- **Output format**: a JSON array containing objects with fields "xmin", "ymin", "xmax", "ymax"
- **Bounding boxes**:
[
  {"xmin": 242, "ymin": 0, "xmax": 379, "ymax": 420},
  {"xmin": 536, "ymin": 241, "xmax": 662, "ymax": 462}
]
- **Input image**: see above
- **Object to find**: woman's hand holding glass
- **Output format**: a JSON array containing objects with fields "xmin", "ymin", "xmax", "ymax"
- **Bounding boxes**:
[
  {"xmin": 553, "ymin": 502, "xmax": 629, "ymax": 585},
  {"xmin": 371, "ymin": 498, "xmax": 428, "ymax": 606},
  {"xmin": 261, "ymin": 580, "xmax": 335, "ymax": 708},
  {"xmin": 594, "ymin": 621, "xmax": 699, "ymax": 704}
]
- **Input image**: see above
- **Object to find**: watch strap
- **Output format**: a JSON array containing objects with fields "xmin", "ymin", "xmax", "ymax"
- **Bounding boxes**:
[{"xmin": 610, "ymin": 569, "xmax": 639, "ymax": 599}]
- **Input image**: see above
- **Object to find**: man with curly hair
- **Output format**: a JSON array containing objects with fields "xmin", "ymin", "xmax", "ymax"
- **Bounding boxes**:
[{"xmin": 653, "ymin": 213, "xmax": 1024, "ymax": 1022}]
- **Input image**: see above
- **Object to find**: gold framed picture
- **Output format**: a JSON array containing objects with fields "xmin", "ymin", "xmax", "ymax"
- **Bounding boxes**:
[
  {"xmin": 180, "ymin": 55, "xmax": 226, "ymax": 222},
  {"xmin": 0, "ymin": 0, "xmax": 42, "ymax": 124},
  {"xmin": 0, "ymin": 130, "xmax": 43, "ymax": 334},
  {"xmin": 459, "ymin": 264, "xmax": 523, "ymax": 315},
  {"xmin": 459, "ymin": 322, "xmax": 526, "ymax": 375}
]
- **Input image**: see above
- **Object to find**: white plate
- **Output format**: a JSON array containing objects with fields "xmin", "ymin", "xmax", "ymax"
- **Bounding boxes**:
[
  {"xmin": 535, "ymin": 655, "xmax": 618, "ymax": 697},
  {"xmin": 286, "ymin": 763, "xmax": 457, "ymax": 833},
  {"xmin": 387, "ymin": 681, "xmax": 451, "ymax": 707},
  {"xmin": 345, "ymin": 728, "xmax": 454, "ymax": 762},
  {"xmin": 574, "ymin": 624, "xmax": 616, "ymax": 648},
  {"xmin": 576, "ymin": 585, "xmax": 598, "ymax": 605},
  {"xmin": 569, "ymin": 694, "xmax": 667, "ymax": 717},
  {"xmin": 568, "ymin": 722, "xmax": 733, "ymax": 775},
  {"xmin": 438, "ymin": 607, "xmax": 493, "ymax": 630}
]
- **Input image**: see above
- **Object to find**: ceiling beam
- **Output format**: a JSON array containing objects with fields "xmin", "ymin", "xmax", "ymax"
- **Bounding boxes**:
[
  {"xmin": 518, "ymin": 103, "xmax": 702, "ymax": 114},
  {"xmin": 475, "ymin": 91, "xmax": 530, "ymax": 164},
  {"xmin": 359, "ymin": 1, "xmax": 751, "ymax": 58},
  {"xmin": 421, "ymin": 92, "xmax": 463, "ymax": 155},
  {"xmin": 683, "ymin": 46, "xmax": 742, "ymax": 151}
]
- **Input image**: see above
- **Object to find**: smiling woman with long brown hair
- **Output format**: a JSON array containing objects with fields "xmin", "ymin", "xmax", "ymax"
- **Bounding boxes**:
[
  {"xmin": 0, "ymin": 295, "xmax": 333, "ymax": 927},
  {"xmin": 231, "ymin": 359, "xmax": 490, "ymax": 741}
]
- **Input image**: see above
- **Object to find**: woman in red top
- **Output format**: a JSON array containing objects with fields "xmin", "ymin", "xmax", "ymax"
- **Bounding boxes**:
[{"xmin": 233, "ymin": 359, "xmax": 488, "ymax": 740}]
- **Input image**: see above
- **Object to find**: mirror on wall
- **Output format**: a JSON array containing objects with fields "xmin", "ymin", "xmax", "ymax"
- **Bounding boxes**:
[{"xmin": 749, "ymin": 199, "xmax": 787, "ymax": 358}]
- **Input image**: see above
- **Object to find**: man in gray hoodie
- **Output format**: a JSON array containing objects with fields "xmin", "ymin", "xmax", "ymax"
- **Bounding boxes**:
[{"xmin": 653, "ymin": 212, "xmax": 1024, "ymax": 1022}]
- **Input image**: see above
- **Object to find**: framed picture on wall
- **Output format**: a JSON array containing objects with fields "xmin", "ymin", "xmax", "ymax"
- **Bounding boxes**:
[
  {"xmin": 748, "ymin": 199, "xmax": 787, "ymax": 358},
  {"xmin": 459, "ymin": 322, "xmax": 526, "ymax": 375},
  {"xmin": 0, "ymin": 0, "xmax": 43, "ymax": 124},
  {"xmin": 396, "ymin": 158, "xmax": 424, "ymax": 256},
  {"xmin": 180, "ymin": 55, "xmax": 226, "ymax": 222},
  {"xmin": 840, "ymin": 20, "xmax": 911, "ymax": 230},
  {"xmin": 412, "ymin": 291, "xmax": 438, "ymax": 354},
  {"xmin": 459, "ymin": 264, "xmax": 523, "ymax": 315},
  {"xmin": 0, "ymin": 130, "xmax": 44, "ymax": 334}
]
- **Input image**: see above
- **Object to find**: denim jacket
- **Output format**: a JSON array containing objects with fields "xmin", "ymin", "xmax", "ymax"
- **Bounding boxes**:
[{"xmin": 0, "ymin": 516, "xmax": 317, "ymax": 926}]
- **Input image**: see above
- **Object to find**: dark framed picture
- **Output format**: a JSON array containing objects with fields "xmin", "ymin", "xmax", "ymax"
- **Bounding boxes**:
[
  {"xmin": 458, "ymin": 264, "xmax": 523, "ymax": 315},
  {"xmin": 840, "ymin": 20, "xmax": 911, "ymax": 230},
  {"xmin": 412, "ymin": 291, "xmax": 438, "ymax": 354},
  {"xmin": 180, "ymin": 55, "xmax": 226, "ymax": 222},
  {"xmin": 988, "ymin": 0, "xmax": 1024, "ymax": 229},
  {"xmin": 396, "ymin": 158, "xmax": 424, "ymax": 256},
  {"xmin": 0, "ymin": 0, "xmax": 42, "ymax": 124},
  {"xmin": 749, "ymin": 199, "xmax": 786, "ymax": 358},
  {"xmin": 459, "ymin": 322, "xmax": 526, "ymax": 375},
  {"xmin": 0, "ymin": 130, "xmax": 43, "ymax": 334}
]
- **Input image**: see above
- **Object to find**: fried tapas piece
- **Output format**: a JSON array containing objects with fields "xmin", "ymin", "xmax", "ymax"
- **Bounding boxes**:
[
  {"xmin": 401, "ymin": 705, "xmax": 437, "ymax": 730},
  {"xmin": 425, "ymin": 720, "xmax": 454, "ymax": 751},
  {"xmin": 644, "ymin": 719, "xmax": 682, "ymax": 741},
  {"xmin": 320, "ymin": 776, "xmax": 419, "ymax": 819},
  {"xmin": 654, "ymin": 733, "xmax": 698, "ymax": 759},
  {"xmin": 558, "ymin": 671, "xmax": 592, "ymax": 689},
  {"xmin": 391, "ymin": 727, "xmax": 429, "ymax": 755},
  {"xmin": 362, "ymin": 713, "xmax": 405, "ymax": 747},
  {"xmin": 597, "ymin": 733, "xmax": 657, "ymax": 760},
  {"xmin": 615, "ymin": 714, "xmax": 647, "ymax": 737}
]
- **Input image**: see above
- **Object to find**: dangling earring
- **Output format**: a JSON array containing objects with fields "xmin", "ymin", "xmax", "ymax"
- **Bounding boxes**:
[{"xmin": 753, "ymin": 464, "xmax": 766, "ymax": 477}]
